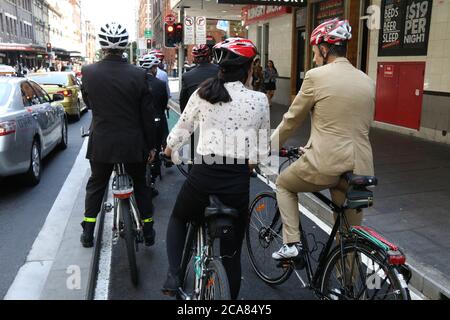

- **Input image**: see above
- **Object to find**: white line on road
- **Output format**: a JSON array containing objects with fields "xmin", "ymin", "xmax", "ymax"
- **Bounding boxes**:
[
  {"xmin": 94, "ymin": 183, "xmax": 114, "ymax": 300},
  {"xmin": 4, "ymin": 140, "xmax": 89, "ymax": 300}
]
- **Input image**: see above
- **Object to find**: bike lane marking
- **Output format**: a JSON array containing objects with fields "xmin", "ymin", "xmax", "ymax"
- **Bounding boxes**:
[{"xmin": 5, "ymin": 139, "xmax": 89, "ymax": 300}]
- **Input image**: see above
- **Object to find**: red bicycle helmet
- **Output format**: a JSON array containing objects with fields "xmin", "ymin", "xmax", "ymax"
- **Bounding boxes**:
[
  {"xmin": 192, "ymin": 44, "xmax": 210, "ymax": 58},
  {"xmin": 150, "ymin": 49, "xmax": 164, "ymax": 60},
  {"xmin": 310, "ymin": 19, "xmax": 352, "ymax": 46},
  {"xmin": 213, "ymin": 38, "xmax": 257, "ymax": 67}
]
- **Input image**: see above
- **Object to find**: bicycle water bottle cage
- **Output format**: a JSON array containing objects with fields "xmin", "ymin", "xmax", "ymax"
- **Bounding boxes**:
[
  {"xmin": 112, "ymin": 174, "xmax": 134, "ymax": 199},
  {"xmin": 204, "ymin": 196, "xmax": 239, "ymax": 239},
  {"xmin": 351, "ymin": 226, "xmax": 407, "ymax": 266}
]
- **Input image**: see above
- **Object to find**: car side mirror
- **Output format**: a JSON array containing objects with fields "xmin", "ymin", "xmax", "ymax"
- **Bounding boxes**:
[{"xmin": 53, "ymin": 93, "xmax": 64, "ymax": 102}]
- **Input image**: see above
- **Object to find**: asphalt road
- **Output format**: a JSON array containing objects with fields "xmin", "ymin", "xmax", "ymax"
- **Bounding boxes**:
[
  {"xmin": 107, "ymin": 166, "xmax": 329, "ymax": 300},
  {"xmin": 0, "ymin": 111, "xmax": 92, "ymax": 298}
]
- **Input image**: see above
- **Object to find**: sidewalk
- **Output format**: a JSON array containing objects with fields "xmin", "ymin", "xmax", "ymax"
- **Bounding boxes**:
[{"xmin": 169, "ymin": 81, "xmax": 450, "ymax": 300}]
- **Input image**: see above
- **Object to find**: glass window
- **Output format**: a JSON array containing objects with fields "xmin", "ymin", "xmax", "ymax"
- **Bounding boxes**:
[
  {"xmin": 21, "ymin": 82, "xmax": 38, "ymax": 106},
  {"xmin": 27, "ymin": 73, "xmax": 69, "ymax": 86},
  {"xmin": 29, "ymin": 82, "xmax": 50, "ymax": 103}
]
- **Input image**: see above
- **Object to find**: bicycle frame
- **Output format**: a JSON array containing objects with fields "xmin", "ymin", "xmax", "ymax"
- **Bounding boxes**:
[
  {"xmin": 179, "ymin": 222, "xmax": 215, "ymax": 300},
  {"xmin": 112, "ymin": 164, "xmax": 143, "ymax": 242},
  {"xmin": 271, "ymin": 190, "xmax": 354, "ymax": 296}
]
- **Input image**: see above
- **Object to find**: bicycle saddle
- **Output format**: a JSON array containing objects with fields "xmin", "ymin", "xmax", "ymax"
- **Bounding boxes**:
[
  {"xmin": 344, "ymin": 172, "xmax": 378, "ymax": 188},
  {"xmin": 205, "ymin": 195, "xmax": 239, "ymax": 219}
]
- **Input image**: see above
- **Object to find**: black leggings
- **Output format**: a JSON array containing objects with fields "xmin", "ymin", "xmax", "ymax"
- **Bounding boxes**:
[{"xmin": 166, "ymin": 181, "xmax": 249, "ymax": 300}]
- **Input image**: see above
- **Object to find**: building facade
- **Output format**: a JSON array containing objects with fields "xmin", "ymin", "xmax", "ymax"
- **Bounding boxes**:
[
  {"xmin": 367, "ymin": 0, "xmax": 450, "ymax": 145},
  {"xmin": 84, "ymin": 20, "xmax": 96, "ymax": 64},
  {"xmin": 0, "ymin": 0, "xmax": 43, "ymax": 67},
  {"xmin": 32, "ymin": 0, "xmax": 50, "ymax": 47}
]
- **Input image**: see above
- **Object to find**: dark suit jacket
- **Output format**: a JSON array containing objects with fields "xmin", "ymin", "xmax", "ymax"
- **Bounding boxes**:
[
  {"xmin": 180, "ymin": 62, "xmax": 219, "ymax": 112},
  {"xmin": 147, "ymin": 74, "xmax": 169, "ymax": 147},
  {"xmin": 147, "ymin": 74, "xmax": 168, "ymax": 117},
  {"xmin": 81, "ymin": 55, "xmax": 156, "ymax": 163}
]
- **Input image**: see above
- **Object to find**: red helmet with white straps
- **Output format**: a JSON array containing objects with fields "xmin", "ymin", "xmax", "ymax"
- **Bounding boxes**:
[
  {"xmin": 310, "ymin": 19, "xmax": 352, "ymax": 46},
  {"xmin": 192, "ymin": 44, "xmax": 210, "ymax": 58},
  {"xmin": 150, "ymin": 49, "xmax": 164, "ymax": 60},
  {"xmin": 213, "ymin": 38, "xmax": 257, "ymax": 67}
]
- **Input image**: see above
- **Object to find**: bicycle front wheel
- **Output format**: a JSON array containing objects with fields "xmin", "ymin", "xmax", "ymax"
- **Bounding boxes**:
[
  {"xmin": 202, "ymin": 259, "xmax": 231, "ymax": 300},
  {"xmin": 320, "ymin": 240, "xmax": 410, "ymax": 300},
  {"xmin": 120, "ymin": 199, "xmax": 139, "ymax": 286},
  {"xmin": 246, "ymin": 192, "xmax": 293, "ymax": 285}
]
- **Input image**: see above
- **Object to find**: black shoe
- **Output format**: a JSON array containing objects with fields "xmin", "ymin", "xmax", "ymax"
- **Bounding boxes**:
[
  {"xmin": 162, "ymin": 271, "xmax": 181, "ymax": 297},
  {"xmin": 143, "ymin": 223, "xmax": 155, "ymax": 247},
  {"xmin": 80, "ymin": 221, "xmax": 95, "ymax": 248}
]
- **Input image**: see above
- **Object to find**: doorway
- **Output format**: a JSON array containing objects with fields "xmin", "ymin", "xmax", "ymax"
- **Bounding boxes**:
[{"xmin": 296, "ymin": 28, "xmax": 306, "ymax": 92}]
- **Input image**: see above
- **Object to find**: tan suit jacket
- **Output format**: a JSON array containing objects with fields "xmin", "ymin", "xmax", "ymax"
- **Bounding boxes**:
[{"xmin": 271, "ymin": 58, "xmax": 375, "ymax": 186}]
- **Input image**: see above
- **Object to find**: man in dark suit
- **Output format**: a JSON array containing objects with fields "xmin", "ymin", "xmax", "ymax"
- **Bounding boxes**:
[
  {"xmin": 80, "ymin": 22, "xmax": 157, "ymax": 248},
  {"xmin": 179, "ymin": 44, "xmax": 219, "ymax": 113}
]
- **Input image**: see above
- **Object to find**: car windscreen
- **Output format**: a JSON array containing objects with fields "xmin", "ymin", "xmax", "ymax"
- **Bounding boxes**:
[
  {"xmin": 0, "ymin": 83, "xmax": 12, "ymax": 108},
  {"xmin": 28, "ymin": 73, "xmax": 69, "ymax": 86}
]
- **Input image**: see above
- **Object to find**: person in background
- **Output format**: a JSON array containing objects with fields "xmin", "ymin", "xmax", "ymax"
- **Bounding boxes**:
[
  {"xmin": 263, "ymin": 60, "xmax": 279, "ymax": 105},
  {"xmin": 151, "ymin": 49, "xmax": 171, "ymax": 99},
  {"xmin": 252, "ymin": 57, "xmax": 263, "ymax": 92}
]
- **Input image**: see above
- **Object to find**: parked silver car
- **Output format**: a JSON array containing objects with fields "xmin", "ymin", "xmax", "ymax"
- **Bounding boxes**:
[{"xmin": 0, "ymin": 77, "xmax": 68, "ymax": 185}]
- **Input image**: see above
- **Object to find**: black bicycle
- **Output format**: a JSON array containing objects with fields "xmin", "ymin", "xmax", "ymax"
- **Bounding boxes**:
[
  {"xmin": 82, "ymin": 128, "xmax": 145, "ymax": 286},
  {"xmin": 175, "ymin": 196, "xmax": 238, "ymax": 300},
  {"xmin": 247, "ymin": 153, "xmax": 412, "ymax": 300}
]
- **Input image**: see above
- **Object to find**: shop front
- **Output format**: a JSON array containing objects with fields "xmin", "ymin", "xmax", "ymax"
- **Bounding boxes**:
[
  {"xmin": 368, "ymin": 0, "xmax": 450, "ymax": 144},
  {"xmin": 0, "ymin": 43, "xmax": 47, "ymax": 68}
]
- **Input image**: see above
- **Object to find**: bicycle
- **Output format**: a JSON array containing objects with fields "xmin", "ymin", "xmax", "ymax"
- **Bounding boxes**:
[
  {"xmin": 278, "ymin": 147, "xmax": 300, "ymax": 174},
  {"xmin": 246, "ymin": 152, "xmax": 412, "ymax": 300},
  {"xmin": 81, "ymin": 127, "xmax": 145, "ymax": 287},
  {"xmin": 175, "ymin": 195, "xmax": 239, "ymax": 300}
]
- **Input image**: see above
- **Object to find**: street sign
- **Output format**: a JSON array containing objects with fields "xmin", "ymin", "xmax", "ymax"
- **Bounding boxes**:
[
  {"xmin": 195, "ymin": 16, "xmax": 207, "ymax": 45},
  {"xmin": 165, "ymin": 14, "xmax": 176, "ymax": 25},
  {"xmin": 144, "ymin": 29, "xmax": 153, "ymax": 39},
  {"xmin": 184, "ymin": 16, "xmax": 195, "ymax": 45}
]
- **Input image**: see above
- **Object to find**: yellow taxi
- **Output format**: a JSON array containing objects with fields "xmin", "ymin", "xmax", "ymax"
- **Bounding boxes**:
[{"xmin": 27, "ymin": 72, "xmax": 86, "ymax": 121}]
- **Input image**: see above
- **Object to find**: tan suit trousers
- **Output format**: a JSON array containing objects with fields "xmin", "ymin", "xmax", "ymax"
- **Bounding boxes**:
[{"xmin": 276, "ymin": 163, "xmax": 364, "ymax": 244}]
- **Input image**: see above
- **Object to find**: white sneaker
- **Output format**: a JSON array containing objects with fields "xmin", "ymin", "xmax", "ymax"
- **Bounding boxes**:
[{"xmin": 272, "ymin": 243, "xmax": 303, "ymax": 261}]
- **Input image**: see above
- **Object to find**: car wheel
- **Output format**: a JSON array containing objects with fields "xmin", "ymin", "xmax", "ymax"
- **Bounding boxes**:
[
  {"xmin": 73, "ymin": 101, "xmax": 81, "ymax": 122},
  {"xmin": 58, "ymin": 118, "xmax": 68, "ymax": 150},
  {"xmin": 24, "ymin": 139, "xmax": 41, "ymax": 186}
]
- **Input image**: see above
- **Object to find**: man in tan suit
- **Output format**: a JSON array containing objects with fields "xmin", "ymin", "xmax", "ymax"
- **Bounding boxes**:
[{"xmin": 271, "ymin": 19, "xmax": 376, "ymax": 261}]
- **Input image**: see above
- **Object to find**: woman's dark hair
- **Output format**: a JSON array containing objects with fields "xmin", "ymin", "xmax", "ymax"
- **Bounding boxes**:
[
  {"xmin": 198, "ymin": 59, "xmax": 253, "ymax": 104},
  {"xmin": 266, "ymin": 60, "xmax": 278, "ymax": 73}
]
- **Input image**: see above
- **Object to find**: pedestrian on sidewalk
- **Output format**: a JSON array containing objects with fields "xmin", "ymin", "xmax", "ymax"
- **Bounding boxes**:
[
  {"xmin": 162, "ymin": 38, "xmax": 270, "ymax": 300},
  {"xmin": 263, "ymin": 60, "xmax": 278, "ymax": 105},
  {"xmin": 80, "ymin": 22, "xmax": 158, "ymax": 249},
  {"xmin": 252, "ymin": 57, "xmax": 263, "ymax": 92},
  {"xmin": 271, "ymin": 19, "xmax": 376, "ymax": 262}
]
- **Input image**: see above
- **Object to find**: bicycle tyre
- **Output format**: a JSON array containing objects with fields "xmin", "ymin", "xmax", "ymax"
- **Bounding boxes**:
[
  {"xmin": 177, "ymin": 163, "xmax": 190, "ymax": 178},
  {"xmin": 121, "ymin": 199, "xmax": 139, "ymax": 286},
  {"xmin": 202, "ymin": 259, "xmax": 231, "ymax": 300},
  {"xmin": 320, "ymin": 240, "xmax": 410, "ymax": 300},
  {"xmin": 246, "ymin": 192, "xmax": 293, "ymax": 286}
]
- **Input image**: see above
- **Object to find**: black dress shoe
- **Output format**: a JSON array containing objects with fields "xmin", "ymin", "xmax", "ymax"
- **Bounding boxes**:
[
  {"xmin": 143, "ymin": 223, "xmax": 156, "ymax": 247},
  {"xmin": 161, "ymin": 271, "xmax": 181, "ymax": 297},
  {"xmin": 80, "ymin": 221, "xmax": 95, "ymax": 248}
]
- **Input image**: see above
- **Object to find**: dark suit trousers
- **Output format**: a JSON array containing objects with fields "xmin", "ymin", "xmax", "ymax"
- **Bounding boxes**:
[{"xmin": 85, "ymin": 162, "xmax": 153, "ymax": 220}]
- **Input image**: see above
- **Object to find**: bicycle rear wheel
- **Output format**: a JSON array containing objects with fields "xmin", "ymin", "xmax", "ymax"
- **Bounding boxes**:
[
  {"xmin": 320, "ymin": 240, "xmax": 410, "ymax": 300},
  {"xmin": 120, "ymin": 199, "xmax": 139, "ymax": 286},
  {"xmin": 246, "ymin": 192, "xmax": 293, "ymax": 285},
  {"xmin": 202, "ymin": 259, "xmax": 231, "ymax": 300}
]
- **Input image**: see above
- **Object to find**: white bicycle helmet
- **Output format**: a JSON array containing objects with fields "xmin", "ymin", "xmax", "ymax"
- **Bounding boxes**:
[
  {"xmin": 98, "ymin": 22, "xmax": 129, "ymax": 50},
  {"xmin": 139, "ymin": 54, "xmax": 160, "ymax": 69}
]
